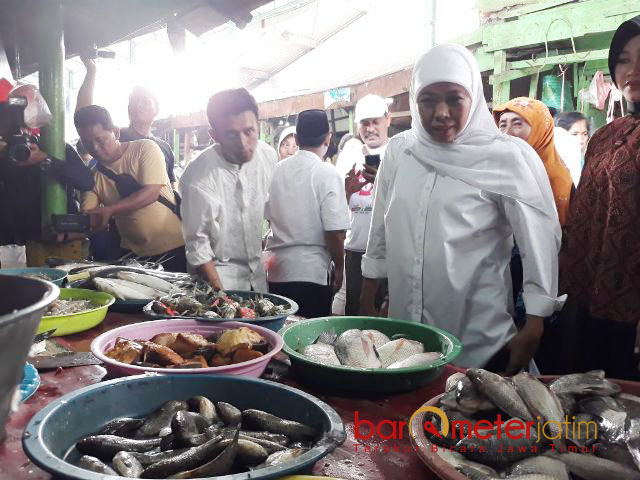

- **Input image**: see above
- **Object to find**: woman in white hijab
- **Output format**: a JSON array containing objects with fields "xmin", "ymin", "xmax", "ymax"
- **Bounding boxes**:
[{"xmin": 360, "ymin": 44, "xmax": 565, "ymax": 371}]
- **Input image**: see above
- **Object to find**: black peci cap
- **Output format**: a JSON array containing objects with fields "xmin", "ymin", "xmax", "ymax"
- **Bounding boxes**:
[
  {"xmin": 609, "ymin": 15, "xmax": 640, "ymax": 87},
  {"xmin": 296, "ymin": 109, "xmax": 330, "ymax": 145}
]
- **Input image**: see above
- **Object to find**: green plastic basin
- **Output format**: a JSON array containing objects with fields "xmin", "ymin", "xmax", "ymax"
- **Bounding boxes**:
[
  {"xmin": 37, "ymin": 288, "xmax": 115, "ymax": 336},
  {"xmin": 279, "ymin": 316, "xmax": 462, "ymax": 395}
]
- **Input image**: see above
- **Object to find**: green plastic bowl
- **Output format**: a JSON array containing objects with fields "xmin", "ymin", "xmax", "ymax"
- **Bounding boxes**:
[
  {"xmin": 279, "ymin": 317, "xmax": 462, "ymax": 395},
  {"xmin": 37, "ymin": 288, "xmax": 115, "ymax": 337},
  {"xmin": 0, "ymin": 267, "xmax": 67, "ymax": 286}
]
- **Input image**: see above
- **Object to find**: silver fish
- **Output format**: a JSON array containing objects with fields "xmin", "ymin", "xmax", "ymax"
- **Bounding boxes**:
[
  {"xmin": 334, "ymin": 329, "xmax": 381, "ymax": 368},
  {"xmin": 567, "ymin": 413, "xmax": 598, "ymax": 447},
  {"xmin": 434, "ymin": 448, "xmax": 497, "ymax": 476},
  {"xmin": 505, "ymin": 455, "xmax": 569, "ymax": 480},
  {"xmin": 259, "ymin": 448, "xmax": 307, "ymax": 467},
  {"xmin": 376, "ymin": 338, "xmax": 424, "ymax": 368},
  {"xmin": 578, "ymin": 396, "xmax": 627, "ymax": 443},
  {"xmin": 512, "ymin": 372, "xmax": 565, "ymax": 449},
  {"xmin": 556, "ymin": 393, "xmax": 576, "ymax": 418},
  {"xmin": 387, "ymin": 351, "xmax": 443, "ymax": 369},
  {"xmin": 77, "ymin": 455, "xmax": 118, "ymax": 475},
  {"xmin": 456, "ymin": 375, "xmax": 496, "ymax": 413},
  {"xmin": 446, "ymin": 372, "xmax": 468, "ymax": 392},
  {"xmin": 113, "ymin": 451, "xmax": 144, "ymax": 478},
  {"xmin": 594, "ymin": 441, "xmax": 639, "ymax": 470},
  {"xmin": 301, "ymin": 344, "xmax": 341, "ymax": 366},
  {"xmin": 550, "ymin": 452, "xmax": 640, "ymax": 480},
  {"xmin": 466, "ymin": 369, "xmax": 534, "ymax": 422},
  {"xmin": 550, "ymin": 370, "xmax": 622, "ymax": 396},
  {"xmin": 361, "ymin": 329, "xmax": 390, "ymax": 348}
]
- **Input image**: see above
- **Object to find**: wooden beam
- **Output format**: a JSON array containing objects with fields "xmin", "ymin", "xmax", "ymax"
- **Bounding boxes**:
[
  {"xmin": 490, "ymin": 64, "xmax": 554, "ymax": 84},
  {"xmin": 529, "ymin": 71, "xmax": 540, "ymax": 99},
  {"xmin": 509, "ymin": 48, "xmax": 609, "ymax": 70},
  {"xmin": 492, "ymin": 51, "xmax": 510, "ymax": 105}
]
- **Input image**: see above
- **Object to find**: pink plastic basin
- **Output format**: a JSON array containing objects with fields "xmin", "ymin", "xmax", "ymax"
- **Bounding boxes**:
[{"xmin": 91, "ymin": 318, "xmax": 284, "ymax": 378}]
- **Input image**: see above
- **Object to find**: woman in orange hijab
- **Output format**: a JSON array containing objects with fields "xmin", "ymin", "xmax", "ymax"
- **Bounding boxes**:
[{"xmin": 493, "ymin": 98, "xmax": 573, "ymax": 224}]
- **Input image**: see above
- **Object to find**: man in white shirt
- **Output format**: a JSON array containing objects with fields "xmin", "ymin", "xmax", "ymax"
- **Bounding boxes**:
[
  {"xmin": 265, "ymin": 109, "xmax": 351, "ymax": 317},
  {"xmin": 335, "ymin": 94, "xmax": 391, "ymax": 315},
  {"xmin": 180, "ymin": 88, "xmax": 277, "ymax": 291}
]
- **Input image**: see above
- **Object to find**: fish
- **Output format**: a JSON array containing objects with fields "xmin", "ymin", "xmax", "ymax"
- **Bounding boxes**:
[
  {"xmin": 504, "ymin": 456, "xmax": 569, "ymax": 480},
  {"xmin": 301, "ymin": 344, "xmax": 341, "ymax": 366},
  {"xmin": 387, "ymin": 351, "xmax": 443, "ymax": 369},
  {"xmin": 76, "ymin": 435, "xmax": 162, "ymax": 460},
  {"xmin": 425, "ymin": 408, "xmax": 474, "ymax": 448},
  {"xmin": 455, "ymin": 375, "xmax": 496, "ymax": 413},
  {"xmin": 333, "ymin": 329, "xmax": 381, "ymax": 368},
  {"xmin": 116, "ymin": 271, "xmax": 178, "ymax": 293},
  {"xmin": 113, "ymin": 450, "xmax": 144, "ymax": 478},
  {"xmin": 549, "ymin": 452, "xmax": 640, "ymax": 480},
  {"xmin": 136, "ymin": 400, "xmax": 189, "ymax": 437},
  {"xmin": 93, "ymin": 277, "xmax": 152, "ymax": 300},
  {"xmin": 361, "ymin": 329, "xmax": 390, "ymax": 348},
  {"xmin": 171, "ymin": 411, "xmax": 212, "ymax": 447},
  {"xmin": 376, "ymin": 338, "xmax": 424, "ymax": 368},
  {"xmin": 77, "ymin": 455, "xmax": 118, "ymax": 475},
  {"xmin": 98, "ymin": 417, "xmax": 145, "ymax": 436},
  {"xmin": 107, "ymin": 277, "xmax": 166, "ymax": 298},
  {"xmin": 242, "ymin": 409, "xmax": 317, "ymax": 441},
  {"xmin": 512, "ymin": 372, "xmax": 565, "ymax": 449},
  {"xmin": 187, "ymin": 396, "xmax": 218, "ymax": 424},
  {"xmin": 594, "ymin": 441, "xmax": 639, "ymax": 470},
  {"xmin": 130, "ymin": 449, "xmax": 191, "ymax": 467},
  {"xmin": 466, "ymin": 369, "xmax": 534, "ymax": 422},
  {"xmin": 315, "ymin": 328, "xmax": 338, "ymax": 345},
  {"xmin": 216, "ymin": 402, "xmax": 242, "ymax": 426},
  {"xmin": 446, "ymin": 372, "xmax": 468, "ymax": 392},
  {"xmin": 617, "ymin": 393, "xmax": 640, "ymax": 419},
  {"xmin": 168, "ymin": 430, "xmax": 238, "ymax": 479},
  {"xmin": 259, "ymin": 448, "xmax": 307, "ymax": 467},
  {"xmin": 566, "ymin": 413, "xmax": 598, "ymax": 447},
  {"xmin": 549, "ymin": 370, "xmax": 622, "ymax": 396},
  {"xmin": 578, "ymin": 396, "xmax": 627, "ymax": 443},
  {"xmin": 556, "ymin": 393, "xmax": 576, "ymax": 417},
  {"xmin": 433, "ymin": 447, "xmax": 498, "ymax": 476},
  {"xmin": 456, "ymin": 418, "xmax": 539, "ymax": 467},
  {"xmin": 239, "ymin": 430, "xmax": 290, "ymax": 446},
  {"xmin": 233, "ymin": 438, "xmax": 269, "ymax": 466}
]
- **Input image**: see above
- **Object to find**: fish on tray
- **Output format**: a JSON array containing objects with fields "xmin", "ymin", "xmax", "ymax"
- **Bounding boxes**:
[{"xmin": 72, "ymin": 397, "xmax": 319, "ymax": 478}]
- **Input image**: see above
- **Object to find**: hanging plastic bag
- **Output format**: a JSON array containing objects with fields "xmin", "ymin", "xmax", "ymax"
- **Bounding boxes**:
[
  {"xmin": 9, "ymin": 83, "xmax": 51, "ymax": 128},
  {"xmin": 585, "ymin": 71, "xmax": 612, "ymax": 111},
  {"xmin": 607, "ymin": 86, "xmax": 625, "ymax": 123}
]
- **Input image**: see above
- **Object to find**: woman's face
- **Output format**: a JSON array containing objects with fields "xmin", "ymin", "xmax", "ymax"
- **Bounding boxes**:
[
  {"xmin": 278, "ymin": 134, "xmax": 297, "ymax": 160},
  {"xmin": 615, "ymin": 34, "xmax": 640, "ymax": 103},
  {"xmin": 417, "ymin": 82, "xmax": 472, "ymax": 143},
  {"xmin": 498, "ymin": 112, "xmax": 532, "ymax": 142},
  {"xmin": 568, "ymin": 119, "xmax": 589, "ymax": 153}
]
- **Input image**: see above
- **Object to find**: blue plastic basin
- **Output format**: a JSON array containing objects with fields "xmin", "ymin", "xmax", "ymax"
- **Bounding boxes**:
[{"xmin": 23, "ymin": 374, "xmax": 345, "ymax": 480}]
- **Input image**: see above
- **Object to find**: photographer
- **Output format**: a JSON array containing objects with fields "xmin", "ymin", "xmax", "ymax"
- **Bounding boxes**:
[{"xmin": 0, "ymin": 83, "xmax": 93, "ymax": 245}]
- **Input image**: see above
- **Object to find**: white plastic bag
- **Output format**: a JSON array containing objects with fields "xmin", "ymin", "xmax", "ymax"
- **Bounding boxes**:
[
  {"xmin": 9, "ymin": 83, "xmax": 52, "ymax": 128},
  {"xmin": 0, "ymin": 244, "xmax": 27, "ymax": 268}
]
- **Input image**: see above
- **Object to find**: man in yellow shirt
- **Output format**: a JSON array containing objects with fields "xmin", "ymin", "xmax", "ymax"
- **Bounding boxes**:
[{"xmin": 75, "ymin": 105, "xmax": 186, "ymax": 272}]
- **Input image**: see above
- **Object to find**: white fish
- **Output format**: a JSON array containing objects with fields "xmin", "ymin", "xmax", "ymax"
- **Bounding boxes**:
[
  {"xmin": 301, "ymin": 344, "xmax": 341, "ymax": 366},
  {"xmin": 93, "ymin": 278, "xmax": 155, "ymax": 300},
  {"xmin": 387, "ymin": 352, "xmax": 443, "ymax": 369},
  {"xmin": 107, "ymin": 278, "xmax": 165, "ymax": 298},
  {"xmin": 334, "ymin": 329, "xmax": 381, "ymax": 368},
  {"xmin": 116, "ymin": 271, "xmax": 177, "ymax": 293},
  {"xmin": 376, "ymin": 338, "xmax": 424, "ymax": 368},
  {"xmin": 362, "ymin": 329, "xmax": 390, "ymax": 348}
]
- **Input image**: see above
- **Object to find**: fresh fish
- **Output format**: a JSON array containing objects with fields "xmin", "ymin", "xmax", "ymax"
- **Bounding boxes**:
[
  {"xmin": 578, "ymin": 396, "xmax": 627, "ymax": 443},
  {"xmin": 387, "ymin": 351, "xmax": 443, "ymax": 369},
  {"xmin": 136, "ymin": 400, "xmax": 188, "ymax": 437},
  {"xmin": 446, "ymin": 372, "xmax": 468, "ymax": 392},
  {"xmin": 556, "ymin": 393, "xmax": 576, "ymax": 417},
  {"xmin": 93, "ymin": 277, "xmax": 150, "ymax": 300},
  {"xmin": 301, "ymin": 343, "xmax": 341, "ymax": 366},
  {"xmin": 618, "ymin": 393, "xmax": 640, "ymax": 419},
  {"xmin": 76, "ymin": 435, "xmax": 162, "ymax": 460},
  {"xmin": 466, "ymin": 369, "xmax": 534, "ymax": 422},
  {"xmin": 627, "ymin": 436, "xmax": 640, "ymax": 470},
  {"xmin": 130, "ymin": 448, "xmax": 190, "ymax": 467},
  {"xmin": 455, "ymin": 375, "xmax": 496, "ymax": 413},
  {"xmin": 239, "ymin": 430, "xmax": 290, "ymax": 446},
  {"xmin": 98, "ymin": 417, "xmax": 145, "ymax": 436},
  {"xmin": 456, "ymin": 418, "xmax": 539, "ymax": 467},
  {"xmin": 187, "ymin": 396, "xmax": 218, "ymax": 424},
  {"xmin": 169, "ymin": 430, "xmax": 238, "ymax": 479},
  {"xmin": 594, "ymin": 441, "xmax": 639, "ymax": 470},
  {"xmin": 550, "ymin": 371, "xmax": 622, "ymax": 396},
  {"xmin": 362, "ymin": 330, "xmax": 390, "ymax": 348},
  {"xmin": 113, "ymin": 450, "xmax": 144, "ymax": 478},
  {"xmin": 550, "ymin": 452, "xmax": 640, "ymax": 480},
  {"xmin": 117, "ymin": 271, "xmax": 177, "ymax": 293},
  {"xmin": 439, "ymin": 389, "xmax": 479, "ymax": 417},
  {"xmin": 234, "ymin": 438, "xmax": 269, "ymax": 466},
  {"xmin": 376, "ymin": 338, "xmax": 424, "ymax": 368},
  {"xmin": 216, "ymin": 402, "xmax": 242, "ymax": 426},
  {"xmin": 434, "ymin": 447, "xmax": 497, "ymax": 476},
  {"xmin": 424, "ymin": 408, "xmax": 473, "ymax": 448},
  {"xmin": 237, "ymin": 433, "xmax": 286, "ymax": 453},
  {"xmin": 171, "ymin": 411, "xmax": 211, "ymax": 447},
  {"xmin": 77, "ymin": 455, "xmax": 118, "ymax": 475},
  {"xmin": 242, "ymin": 409, "xmax": 318, "ymax": 441},
  {"xmin": 315, "ymin": 328, "xmax": 338, "ymax": 345},
  {"xmin": 567, "ymin": 413, "xmax": 598, "ymax": 447},
  {"xmin": 105, "ymin": 278, "xmax": 165, "ymax": 298},
  {"xmin": 333, "ymin": 329, "xmax": 381, "ymax": 368},
  {"xmin": 454, "ymin": 464, "xmax": 493, "ymax": 480},
  {"xmin": 505, "ymin": 456, "xmax": 569, "ymax": 480},
  {"xmin": 259, "ymin": 448, "xmax": 307, "ymax": 467},
  {"xmin": 512, "ymin": 372, "xmax": 565, "ymax": 449}
]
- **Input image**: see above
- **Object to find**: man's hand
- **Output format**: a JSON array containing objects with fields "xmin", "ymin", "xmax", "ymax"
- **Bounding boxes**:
[
  {"xmin": 362, "ymin": 163, "xmax": 378, "ymax": 184},
  {"xmin": 15, "ymin": 143, "xmax": 48, "ymax": 168},
  {"xmin": 81, "ymin": 57, "xmax": 97, "ymax": 74},
  {"xmin": 504, "ymin": 315, "xmax": 544, "ymax": 375},
  {"xmin": 331, "ymin": 267, "xmax": 343, "ymax": 295},
  {"xmin": 86, "ymin": 206, "xmax": 113, "ymax": 232},
  {"xmin": 199, "ymin": 261, "xmax": 224, "ymax": 291},
  {"xmin": 345, "ymin": 163, "xmax": 365, "ymax": 200},
  {"xmin": 359, "ymin": 277, "xmax": 380, "ymax": 317}
]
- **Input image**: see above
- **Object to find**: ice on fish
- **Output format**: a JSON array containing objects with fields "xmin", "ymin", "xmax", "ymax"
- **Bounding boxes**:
[
  {"xmin": 376, "ymin": 338, "xmax": 424, "ymax": 368},
  {"xmin": 301, "ymin": 344, "xmax": 341, "ymax": 366},
  {"xmin": 333, "ymin": 329, "xmax": 381, "ymax": 368},
  {"xmin": 387, "ymin": 351, "xmax": 443, "ymax": 369}
]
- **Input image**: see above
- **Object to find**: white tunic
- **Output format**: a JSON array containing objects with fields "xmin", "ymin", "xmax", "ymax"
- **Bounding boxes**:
[
  {"xmin": 179, "ymin": 141, "xmax": 277, "ymax": 292},
  {"xmin": 362, "ymin": 132, "xmax": 564, "ymax": 367},
  {"xmin": 265, "ymin": 150, "xmax": 351, "ymax": 285}
]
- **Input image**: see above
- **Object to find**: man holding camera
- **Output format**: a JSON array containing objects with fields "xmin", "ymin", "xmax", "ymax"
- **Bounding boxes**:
[
  {"xmin": 336, "ymin": 94, "xmax": 392, "ymax": 316},
  {"xmin": 265, "ymin": 109, "xmax": 350, "ymax": 317},
  {"xmin": 0, "ymin": 84, "xmax": 93, "ymax": 246}
]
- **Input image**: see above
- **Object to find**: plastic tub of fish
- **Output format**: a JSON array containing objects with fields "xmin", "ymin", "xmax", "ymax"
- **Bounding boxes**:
[
  {"xmin": 38, "ymin": 288, "xmax": 115, "ymax": 337},
  {"xmin": 0, "ymin": 267, "xmax": 67, "ymax": 286},
  {"xmin": 143, "ymin": 290, "xmax": 299, "ymax": 332},
  {"xmin": 278, "ymin": 316, "xmax": 462, "ymax": 394},
  {"xmin": 409, "ymin": 370, "xmax": 640, "ymax": 480},
  {"xmin": 91, "ymin": 318, "xmax": 284, "ymax": 377},
  {"xmin": 23, "ymin": 374, "xmax": 345, "ymax": 480}
]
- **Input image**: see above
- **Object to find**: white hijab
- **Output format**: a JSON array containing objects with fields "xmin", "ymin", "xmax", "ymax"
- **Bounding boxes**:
[{"xmin": 408, "ymin": 44, "xmax": 558, "ymax": 218}]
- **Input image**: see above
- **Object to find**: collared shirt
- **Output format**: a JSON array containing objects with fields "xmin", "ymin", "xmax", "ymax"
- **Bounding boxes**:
[
  {"xmin": 363, "ymin": 135, "xmax": 564, "ymax": 368},
  {"xmin": 179, "ymin": 141, "xmax": 277, "ymax": 292},
  {"xmin": 265, "ymin": 149, "xmax": 350, "ymax": 285}
]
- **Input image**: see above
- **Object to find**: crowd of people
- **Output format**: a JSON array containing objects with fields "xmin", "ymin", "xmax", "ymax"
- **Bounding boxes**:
[{"xmin": 1, "ymin": 14, "xmax": 638, "ymax": 379}]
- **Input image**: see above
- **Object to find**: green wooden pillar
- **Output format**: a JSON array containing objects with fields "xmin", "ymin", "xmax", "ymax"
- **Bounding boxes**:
[
  {"xmin": 492, "ymin": 51, "xmax": 510, "ymax": 106},
  {"xmin": 38, "ymin": 0, "xmax": 67, "ymax": 232},
  {"xmin": 529, "ymin": 71, "xmax": 540, "ymax": 99}
]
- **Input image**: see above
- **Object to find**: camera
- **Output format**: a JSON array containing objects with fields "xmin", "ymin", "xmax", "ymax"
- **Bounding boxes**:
[{"xmin": 0, "ymin": 96, "xmax": 43, "ymax": 165}]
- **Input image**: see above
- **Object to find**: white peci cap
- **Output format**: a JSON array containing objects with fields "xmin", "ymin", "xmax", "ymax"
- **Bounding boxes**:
[{"xmin": 354, "ymin": 94, "xmax": 393, "ymax": 124}]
